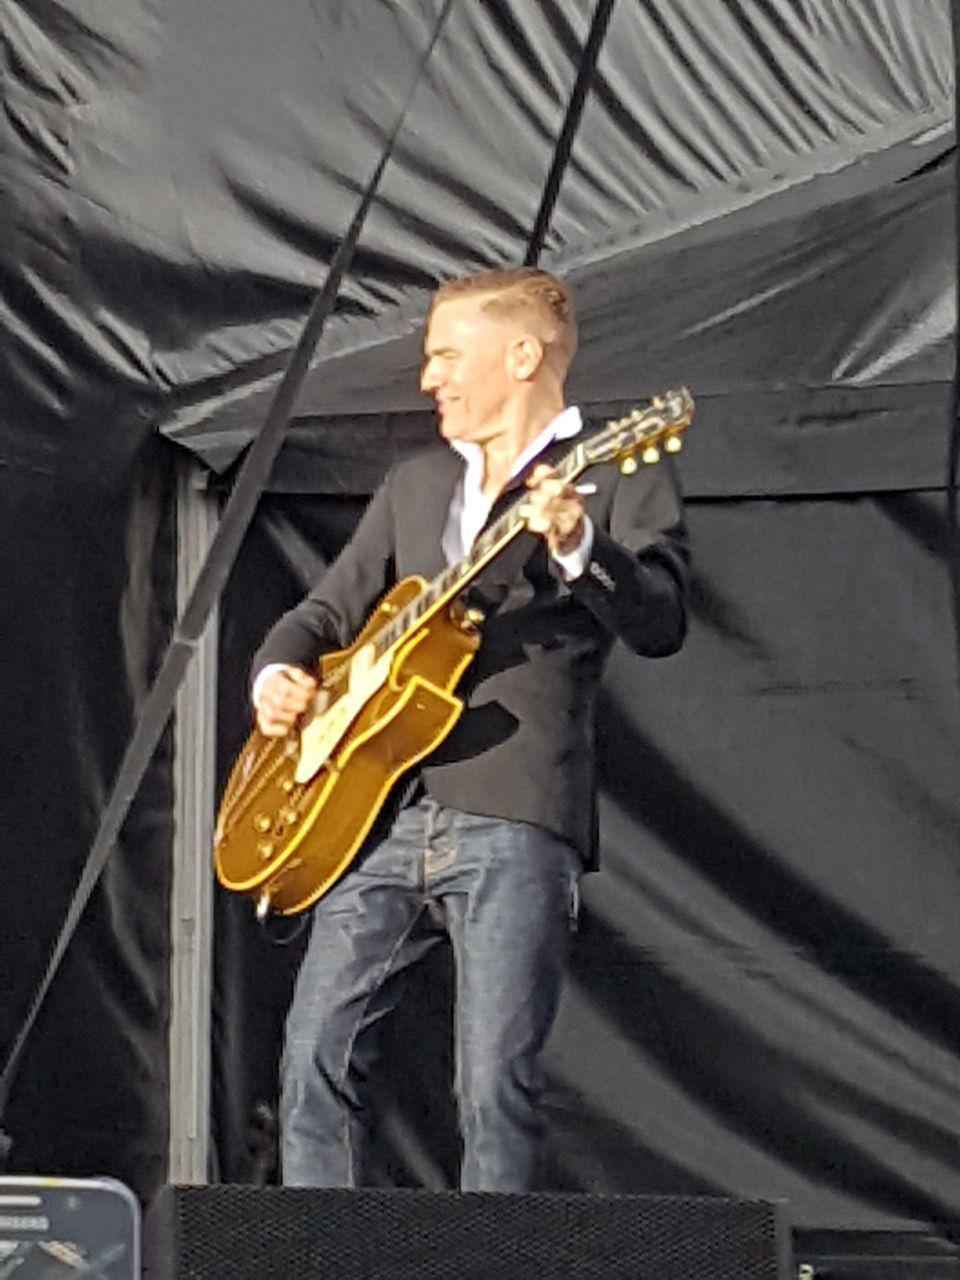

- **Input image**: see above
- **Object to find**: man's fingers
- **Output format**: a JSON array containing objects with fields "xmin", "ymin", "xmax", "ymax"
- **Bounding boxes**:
[
  {"xmin": 527, "ymin": 463, "xmax": 555, "ymax": 486},
  {"xmin": 283, "ymin": 667, "xmax": 318, "ymax": 689},
  {"xmin": 256, "ymin": 670, "xmax": 314, "ymax": 730},
  {"xmin": 298, "ymin": 687, "xmax": 331, "ymax": 730},
  {"xmin": 521, "ymin": 485, "xmax": 584, "ymax": 525},
  {"xmin": 256, "ymin": 668, "xmax": 329, "ymax": 737},
  {"xmin": 257, "ymin": 697, "xmax": 306, "ymax": 734},
  {"xmin": 264, "ymin": 691, "xmax": 311, "ymax": 716},
  {"xmin": 527, "ymin": 476, "xmax": 566, "ymax": 500},
  {"xmin": 283, "ymin": 686, "xmax": 315, "ymax": 710},
  {"xmin": 520, "ymin": 469, "xmax": 586, "ymax": 558},
  {"xmin": 257, "ymin": 710, "xmax": 293, "ymax": 737}
]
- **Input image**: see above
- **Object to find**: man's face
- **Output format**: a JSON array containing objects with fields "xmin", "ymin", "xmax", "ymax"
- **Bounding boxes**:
[{"xmin": 420, "ymin": 296, "xmax": 522, "ymax": 445}]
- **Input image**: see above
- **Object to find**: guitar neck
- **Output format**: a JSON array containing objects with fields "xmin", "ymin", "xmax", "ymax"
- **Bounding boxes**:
[{"xmin": 372, "ymin": 442, "xmax": 590, "ymax": 658}]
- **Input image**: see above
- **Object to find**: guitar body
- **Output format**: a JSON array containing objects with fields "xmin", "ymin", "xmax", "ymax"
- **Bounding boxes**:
[{"xmin": 214, "ymin": 576, "xmax": 480, "ymax": 916}]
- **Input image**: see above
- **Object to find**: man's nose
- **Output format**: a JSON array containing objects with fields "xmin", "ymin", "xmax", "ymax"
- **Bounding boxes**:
[{"xmin": 420, "ymin": 360, "xmax": 439, "ymax": 393}]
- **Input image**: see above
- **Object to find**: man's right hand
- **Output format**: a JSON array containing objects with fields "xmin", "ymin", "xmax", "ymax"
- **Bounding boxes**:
[{"xmin": 255, "ymin": 666, "xmax": 322, "ymax": 737}]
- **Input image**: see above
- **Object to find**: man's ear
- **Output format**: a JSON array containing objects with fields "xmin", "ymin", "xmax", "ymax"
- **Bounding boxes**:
[{"xmin": 509, "ymin": 335, "xmax": 545, "ymax": 381}]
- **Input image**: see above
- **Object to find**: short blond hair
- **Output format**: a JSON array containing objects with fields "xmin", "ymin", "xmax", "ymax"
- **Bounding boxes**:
[{"xmin": 432, "ymin": 267, "xmax": 577, "ymax": 374}]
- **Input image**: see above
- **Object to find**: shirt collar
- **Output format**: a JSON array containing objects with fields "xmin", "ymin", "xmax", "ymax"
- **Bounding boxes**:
[{"xmin": 450, "ymin": 405, "xmax": 583, "ymax": 482}]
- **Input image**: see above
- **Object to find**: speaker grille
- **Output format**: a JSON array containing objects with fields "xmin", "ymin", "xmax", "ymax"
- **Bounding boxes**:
[{"xmin": 146, "ymin": 1185, "xmax": 788, "ymax": 1279}]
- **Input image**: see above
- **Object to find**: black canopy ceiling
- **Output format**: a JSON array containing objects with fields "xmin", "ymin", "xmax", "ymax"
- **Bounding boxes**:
[{"xmin": 4, "ymin": 0, "xmax": 954, "ymax": 491}]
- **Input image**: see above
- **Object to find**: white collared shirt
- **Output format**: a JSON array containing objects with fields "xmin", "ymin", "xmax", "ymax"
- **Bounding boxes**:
[{"xmin": 443, "ymin": 404, "xmax": 594, "ymax": 574}]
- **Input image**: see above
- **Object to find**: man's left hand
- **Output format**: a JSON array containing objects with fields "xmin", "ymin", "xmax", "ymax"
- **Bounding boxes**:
[{"xmin": 520, "ymin": 464, "xmax": 586, "ymax": 557}]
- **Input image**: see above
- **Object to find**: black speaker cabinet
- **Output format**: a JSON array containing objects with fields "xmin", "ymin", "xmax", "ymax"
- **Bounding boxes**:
[{"xmin": 144, "ymin": 1184, "xmax": 791, "ymax": 1279}]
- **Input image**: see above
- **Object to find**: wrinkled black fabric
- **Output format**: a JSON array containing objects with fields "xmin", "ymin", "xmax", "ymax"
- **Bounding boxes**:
[
  {"xmin": 2, "ymin": 0, "xmax": 953, "ymax": 471},
  {"xmin": 1, "ymin": 0, "xmax": 958, "ymax": 1232},
  {"xmin": 214, "ymin": 489, "xmax": 960, "ymax": 1229},
  {"xmin": 0, "ymin": 432, "xmax": 175, "ymax": 1202}
]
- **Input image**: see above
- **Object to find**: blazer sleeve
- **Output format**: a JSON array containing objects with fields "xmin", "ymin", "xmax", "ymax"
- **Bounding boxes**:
[
  {"xmin": 566, "ymin": 457, "xmax": 689, "ymax": 657},
  {"xmin": 251, "ymin": 471, "xmax": 397, "ymax": 677}
]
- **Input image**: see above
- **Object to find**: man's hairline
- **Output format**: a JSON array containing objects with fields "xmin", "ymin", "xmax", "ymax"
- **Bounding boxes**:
[{"xmin": 428, "ymin": 291, "xmax": 562, "ymax": 350}]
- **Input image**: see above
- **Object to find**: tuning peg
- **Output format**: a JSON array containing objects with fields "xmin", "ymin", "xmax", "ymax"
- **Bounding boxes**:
[
  {"xmin": 664, "ymin": 435, "xmax": 683, "ymax": 453},
  {"xmin": 620, "ymin": 455, "xmax": 638, "ymax": 475},
  {"xmin": 641, "ymin": 446, "xmax": 661, "ymax": 465}
]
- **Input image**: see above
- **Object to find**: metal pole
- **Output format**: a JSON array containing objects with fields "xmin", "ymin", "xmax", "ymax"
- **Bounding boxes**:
[
  {"xmin": 946, "ymin": 0, "xmax": 960, "ymax": 684},
  {"xmin": 168, "ymin": 456, "xmax": 219, "ymax": 1183},
  {"xmin": 524, "ymin": 0, "xmax": 618, "ymax": 267}
]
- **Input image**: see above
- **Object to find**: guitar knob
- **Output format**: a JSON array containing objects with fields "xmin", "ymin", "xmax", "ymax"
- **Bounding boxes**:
[
  {"xmin": 465, "ymin": 607, "xmax": 485, "ymax": 627},
  {"xmin": 279, "ymin": 778, "xmax": 295, "ymax": 793},
  {"xmin": 253, "ymin": 814, "xmax": 272, "ymax": 832},
  {"xmin": 282, "ymin": 808, "xmax": 299, "ymax": 825},
  {"xmin": 257, "ymin": 841, "xmax": 275, "ymax": 860}
]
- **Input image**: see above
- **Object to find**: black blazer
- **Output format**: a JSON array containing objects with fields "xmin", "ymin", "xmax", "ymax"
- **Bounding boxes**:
[{"xmin": 253, "ymin": 433, "xmax": 689, "ymax": 866}]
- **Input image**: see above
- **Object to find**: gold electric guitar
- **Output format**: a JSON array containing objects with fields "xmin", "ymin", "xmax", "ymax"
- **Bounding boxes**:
[{"xmin": 214, "ymin": 389, "xmax": 694, "ymax": 917}]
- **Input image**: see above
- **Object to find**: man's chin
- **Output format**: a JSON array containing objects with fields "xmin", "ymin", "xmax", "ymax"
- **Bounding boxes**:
[{"xmin": 438, "ymin": 413, "xmax": 492, "ymax": 446}]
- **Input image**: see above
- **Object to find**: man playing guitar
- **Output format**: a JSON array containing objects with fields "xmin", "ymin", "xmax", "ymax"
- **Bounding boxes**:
[{"xmin": 250, "ymin": 266, "xmax": 689, "ymax": 1190}]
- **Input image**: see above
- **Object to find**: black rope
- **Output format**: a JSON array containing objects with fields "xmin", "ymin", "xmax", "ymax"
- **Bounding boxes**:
[
  {"xmin": 0, "ymin": 0, "xmax": 455, "ymax": 1164},
  {"xmin": 524, "ymin": 0, "xmax": 618, "ymax": 267},
  {"xmin": 948, "ymin": 0, "xmax": 960, "ymax": 685}
]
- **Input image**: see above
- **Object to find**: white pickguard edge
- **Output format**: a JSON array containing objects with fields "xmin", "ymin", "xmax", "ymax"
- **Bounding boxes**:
[{"xmin": 293, "ymin": 643, "xmax": 392, "ymax": 784}]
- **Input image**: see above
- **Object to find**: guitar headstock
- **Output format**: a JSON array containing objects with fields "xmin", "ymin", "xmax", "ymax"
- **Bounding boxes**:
[{"xmin": 583, "ymin": 388, "xmax": 694, "ymax": 473}]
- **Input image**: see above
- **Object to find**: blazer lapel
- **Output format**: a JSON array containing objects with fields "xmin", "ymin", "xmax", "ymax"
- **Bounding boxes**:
[{"xmin": 398, "ymin": 445, "xmax": 463, "ymax": 580}]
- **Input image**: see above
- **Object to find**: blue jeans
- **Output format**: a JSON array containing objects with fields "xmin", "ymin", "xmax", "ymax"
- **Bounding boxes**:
[{"xmin": 280, "ymin": 796, "xmax": 581, "ymax": 1191}]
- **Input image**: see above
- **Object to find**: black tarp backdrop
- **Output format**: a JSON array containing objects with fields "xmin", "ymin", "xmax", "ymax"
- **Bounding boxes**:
[{"xmin": 1, "ymin": 0, "xmax": 959, "ymax": 1232}]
